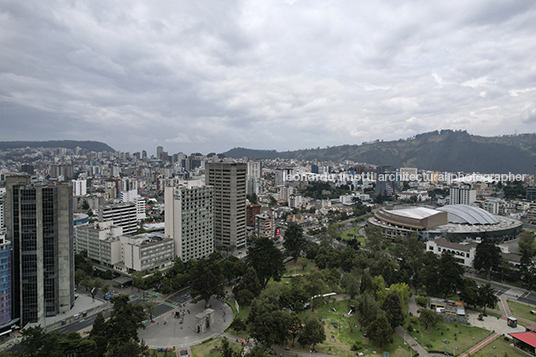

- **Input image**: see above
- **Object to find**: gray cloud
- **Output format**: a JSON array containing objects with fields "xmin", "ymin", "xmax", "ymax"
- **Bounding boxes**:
[{"xmin": 1, "ymin": 0, "xmax": 536, "ymax": 154}]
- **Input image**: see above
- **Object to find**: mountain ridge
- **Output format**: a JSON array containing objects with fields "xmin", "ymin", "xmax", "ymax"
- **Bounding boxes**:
[
  {"xmin": 0, "ymin": 140, "xmax": 115, "ymax": 152},
  {"xmin": 221, "ymin": 130, "xmax": 536, "ymax": 174}
]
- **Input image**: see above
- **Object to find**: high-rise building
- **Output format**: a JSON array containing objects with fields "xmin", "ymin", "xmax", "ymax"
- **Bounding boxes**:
[
  {"xmin": 255, "ymin": 213, "xmax": 273, "ymax": 239},
  {"xmin": 98, "ymin": 202, "xmax": 137, "ymax": 235},
  {"xmin": 246, "ymin": 204, "xmax": 261, "ymax": 227},
  {"xmin": 375, "ymin": 166, "xmax": 400, "ymax": 196},
  {"xmin": 0, "ymin": 231, "xmax": 11, "ymax": 328},
  {"xmin": 156, "ymin": 146, "xmax": 164, "ymax": 159},
  {"xmin": 247, "ymin": 161, "xmax": 261, "ymax": 179},
  {"xmin": 72, "ymin": 179, "xmax": 87, "ymax": 196},
  {"xmin": 164, "ymin": 180, "xmax": 214, "ymax": 262},
  {"xmin": 5, "ymin": 175, "xmax": 74, "ymax": 326},
  {"xmin": 0, "ymin": 189, "xmax": 11, "ymax": 329},
  {"xmin": 449, "ymin": 186, "xmax": 476, "ymax": 205},
  {"xmin": 205, "ymin": 163, "xmax": 247, "ymax": 249}
]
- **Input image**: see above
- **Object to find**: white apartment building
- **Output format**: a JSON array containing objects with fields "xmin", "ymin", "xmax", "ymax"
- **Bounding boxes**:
[
  {"xmin": 449, "ymin": 186, "xmax": 476, "ymax": 205},
  {"xmin": 98, "ymin": 202, "xmax": 137, "ymax": 235},
  {"xmin": 72, "ymin": 179, "xmax": 87, "ymax": 196},
  {"xmin": 121, "ymin": 234, "xmax": 174, "ymax": 272},
  {"xmin": 247, "ymin": 161, "xmax": 262, "ymax": 179},
  {"xmin": 75, "ymin": 221, "xmax": 123, "ymax": 266},
  {"xmin": 279, "ymin": 186, "xmax": 296, "ymax": 202},
  {"xmin": 164, "ymin": 180, "xmax": 214, "ymax": 262},
  {"xmin": 76, "ymin": 221, "xmax": 174, "ymax": 272}
]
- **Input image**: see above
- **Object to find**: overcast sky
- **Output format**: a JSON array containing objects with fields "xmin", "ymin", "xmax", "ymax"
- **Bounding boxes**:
[{"xmin": 1, "ymin": 1, "xmax": 536, "ymax": 155}]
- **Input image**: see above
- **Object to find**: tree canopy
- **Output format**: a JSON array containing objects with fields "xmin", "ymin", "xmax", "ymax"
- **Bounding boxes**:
[{"xmin": 246, "ymin": 237, "xmax": 285, "ymax": 288}]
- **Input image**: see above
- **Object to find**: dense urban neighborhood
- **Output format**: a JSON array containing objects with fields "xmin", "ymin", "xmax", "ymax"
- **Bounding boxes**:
[{"xmin": 1, "ymin": 143, "xmax": 536, "ymax": 356}]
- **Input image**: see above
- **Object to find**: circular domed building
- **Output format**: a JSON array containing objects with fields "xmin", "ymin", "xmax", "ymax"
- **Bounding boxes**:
[{"xmin": 367, "ymin": 204, "xmax": 522, "ymax": 241}]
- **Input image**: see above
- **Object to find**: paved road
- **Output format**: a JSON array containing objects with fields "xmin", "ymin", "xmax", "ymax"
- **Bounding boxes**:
[{"xmin": 56, "ymin": 309, "xmax": 111, "ymax": 334}]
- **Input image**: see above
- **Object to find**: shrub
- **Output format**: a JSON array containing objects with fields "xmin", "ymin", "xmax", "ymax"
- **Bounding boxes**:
[{"xmin": 416, "ymin": 296, "xmax": 427, "ymax": 307}]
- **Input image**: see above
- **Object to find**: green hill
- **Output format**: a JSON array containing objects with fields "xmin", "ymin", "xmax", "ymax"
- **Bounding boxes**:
[
  {"xmin": 222, "ymin": 130, "xmax": 536, "ymax": 173},
  {"xmin": 0, "ymin": 140, "xmax": 115, "ymax": 152}
]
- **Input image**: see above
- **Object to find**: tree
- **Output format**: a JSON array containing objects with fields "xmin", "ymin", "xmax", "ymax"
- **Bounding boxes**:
[
  {"xmin": 190, "ymin": 258, "xmax": 225, "ymax": 307},
  {"xmin": 233, "ymin": 267, "xmax": 262, "ymax": 297},
  {"xmin": 473, "ymin": 236, "xmax": 502, "ymax": 280},
  {"xmin": 304, "ymin": 271, "xmax": 325, "ymax": 311},
  {"xmin": 418, "ymin": 308, "xmax": 441, "ymax": 330},
  {"xmin": 393, "ymin": 233, "xmax": 425, "ymax": 282},
  {"xmin": 107, "ymin": 295, "xmax": 147, "ymax": 347},
  {"xmin": 459, "ymin": 278, "xmax": 480, "ymax": 307},
  {"xmin": 424, "ymin": 252, "xmax": 464, "ymax": 298},
  {"xmin": 283, "ymin": 224, "xmax": 307, "ymax": 262},
  {"xmin": 381, "ymin": 291, "xmax": 405, "ymax": 328},
  {"xmin": 75, "ymin": 269, "xmax": 88, "ymax": 289},
  {"xmin": 251, "ymin": 311, "xmax": 291, "ymax": 348},
  {"xmin": 357, "ymin": 293, "xmax": 379, "ymax": 327},
  {"xmin": 518, "ymin": 231, "xmax": 536, "ymax": 257},
  {"xmin": 289, "ymin": 312, "xmax": 302, "ymax": 347},
  {"xmin": 297, "ymin": 317, "xmax": 326, "ymax": 350},
  {"xmin": 246, "ymin": 237, "xmax": 285, "ymax": 289},
  {"xmin": 477, "ymin": 283, "xmax": 498, "ymax": 313},
  {"xmin": 365, "ymin": 226, "xmax": 385, "ymax": 252},
  {"xmin": 247, "ymin": 299, "xmax": 262, "ymax": 326},
  {"xmin": 360, "ymin": 272, "xmax": 374, "ymax": 294},
  {"xmin": 340, "ymin": 273, "xmax": 359, "ymax": 299},
  {"xmin": 366, "ymin": 315, "xmax": 393, "ymax": 347},
  {"xmin": 280, "ymin": 281, "xmax": 309, "ymax": 312},
  {"xmin": 519, "ymin": 253, "xmax": 536, "ymax": 289}
]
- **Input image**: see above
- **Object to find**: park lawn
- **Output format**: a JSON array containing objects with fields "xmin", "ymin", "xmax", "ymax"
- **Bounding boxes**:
[
  {"xmin": 225, "ymin": 299, "xmax": 251, "ymax": 339},
  {"xmin": 284, "ymin": 259, "xmax": 316, "ymax": 275},
  {"xmin": 295, "ymin": 300, "xmax": 410, "ymax": 357},
  {"xmin": 190, "ymin": 337, "xmax": 243, "ymax": 357},
  {"xmin": 407, "ymin": 319, "xmax": 492, "ymax": 355},
  {"xmin": 507, "ymin": 300, "xmax": 536, "ymax": 324},
  {"xmin": 340, "ymin": 227, "xmax": 367, "ymax": 245},
  {"xmin": 472, "ymin": 336, "xmax": 525, "ymax": 357}
]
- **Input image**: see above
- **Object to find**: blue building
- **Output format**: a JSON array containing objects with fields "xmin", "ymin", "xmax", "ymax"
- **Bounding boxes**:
[{"xmin": 0, "ymin": 231, "xmax": 11, "ymax": 329}]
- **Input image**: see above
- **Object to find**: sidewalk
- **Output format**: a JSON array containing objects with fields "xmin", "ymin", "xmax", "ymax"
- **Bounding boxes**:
[{"xmin": 395, "ymin": 326, "xmax": 427, "ymax": 356}]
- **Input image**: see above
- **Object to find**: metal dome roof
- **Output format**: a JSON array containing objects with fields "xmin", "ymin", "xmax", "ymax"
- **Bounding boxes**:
[{"xmin": 436, "ymin": 204, "xmax": 500, "ymax": 225}]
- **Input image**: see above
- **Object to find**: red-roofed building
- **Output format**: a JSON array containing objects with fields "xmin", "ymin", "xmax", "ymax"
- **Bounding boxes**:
[{"xmin": 510, "ymin": 332, "xmax": 536, "ymax": 355}]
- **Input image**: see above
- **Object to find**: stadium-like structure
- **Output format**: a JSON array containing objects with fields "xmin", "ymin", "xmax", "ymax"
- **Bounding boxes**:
[{"xmin": 367, "ymin": 204, "xmax": 522, "ymax": 241}]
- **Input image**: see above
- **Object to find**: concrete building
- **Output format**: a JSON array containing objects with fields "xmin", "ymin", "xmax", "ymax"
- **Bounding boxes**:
[
  {"xmin": 246, "ymin": 204, "xmax": 261, "ymax": 227},
  {"xmin": 121, "ymin": 234, "xmax": 174, "ymax": 272},
  {"xmin": 399, "ymin": 167, "xmax": 418, "ymax": 181},
  {"xmin": 5, "ymin": 175, "xmax": 74, "ymax": 326},
  {"xmin": 75, "ymin": 221, "xmax": 123, "ymax": 266},
  {"xmin": 368, "ymin": 204, "xmax": 522, "ymax": 241},
  {"xmin": 279, "ymin": 186, "xmax": 296, "ymax": 203},
  {"xmin": 426, "ymin": 238, "xmax": 477, "ymax": 267},
  {"xmin": 449, "ymin": 186, "xmax": 476, "ymax": 205},
  {"xmin": 72, "ymin": 179, "xmax": 87, "ymax": 196},
  {"xmin": 205, "ymin": 163, "xmax": 247, "ymax": 249},
  {"xmin": 480, "ymin": 198, "xmax": 500, "ymax": 215},
  {"xmin": 0, "ymin": 231, "xmax": 11, "ymax": 329},
  {"xmin": 98, "ymin": 202, "xmax": 137, "ymax": 235},
  {"xmin": 247, "ymin": 161, "xmax": 261, "ymax": 179},
  {"xmin": 375, "ymin": 166, "xmax": 400, "ymax": 196},
  {"xmin": 164, "ymin": 180, "xmax": 214, "ymax": 262},
  {"xmin": 255, "ymin": 213, "xmax": 273, "ymax": 239}
]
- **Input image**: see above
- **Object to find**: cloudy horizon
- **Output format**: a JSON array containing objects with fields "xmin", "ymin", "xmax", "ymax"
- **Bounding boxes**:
[{"xmin": 1, "ymin": 0, "xmax": 536, "ymax": 154}]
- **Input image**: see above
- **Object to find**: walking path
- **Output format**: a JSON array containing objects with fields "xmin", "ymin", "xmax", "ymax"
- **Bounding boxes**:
[
  {"xmin": 395, "ymin": 326, "xmax": 427, "ymax": 356},
  {"xmin": 458, "ymin": 333, "xmax": 500, "ymax": 357}
]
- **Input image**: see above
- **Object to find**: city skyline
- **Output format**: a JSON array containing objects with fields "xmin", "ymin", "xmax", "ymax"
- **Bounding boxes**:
[{"xmin": 1, "ymin": 1, "xmax": 536, "ymax": 153}]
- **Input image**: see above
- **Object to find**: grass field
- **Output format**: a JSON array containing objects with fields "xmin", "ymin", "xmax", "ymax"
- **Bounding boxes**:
[
  {"xmin": 407, "ymin": 318, "xmax": 492, "ymax": 355},
  {"xmin": 190, "ymin": 338, "xmax": 243, "ymax": 357},
  {"xmin": 292, "ymin": 299, "xmax": 415, "ymax": 357},
  {"xmin": 472, "ymin": 336, "xmax": 526, "ymax": 357},
  {"xmin": 507, "ymin": 300, "xmax": 536, "ymax": 324},
  {"xmin": 340, "ymin": 227, "xmax": 367, "ymax": 245}
]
